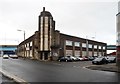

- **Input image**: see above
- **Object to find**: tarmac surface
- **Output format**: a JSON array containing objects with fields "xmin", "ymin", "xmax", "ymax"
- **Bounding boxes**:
[
  {"xmin": 1, "ymin": 57, "xmax": 120, "ymax": 83},
  {"xmin": 86, "ymin": 63, "xmax": 119, "ymax": 73},
  {"xmin": 1, "ymin": 57, "xmax": 119, "ymax": 83},
  {"xmin": 2, "ymin": 74, "xmax": 19, "ymax": 84}
]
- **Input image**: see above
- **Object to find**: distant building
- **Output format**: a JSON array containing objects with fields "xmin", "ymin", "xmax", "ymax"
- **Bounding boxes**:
[
  {"xmin": 17, "ymin": 7, "xmax": 107, "ymax": 61},
  {"xmin": 0, "ymin": 45, "xmax": 17, "ymax": 55},
  {"xmin": 107, "ymin": 45, "xmax": 116, "ymax": 50}
]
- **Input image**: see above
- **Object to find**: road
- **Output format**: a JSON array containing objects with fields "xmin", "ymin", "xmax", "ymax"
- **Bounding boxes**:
[
  {"xmin": 1, "ymin": 57, "xmax": 120, "ymax": 83},
  {"xmin": 2, "ymin": 74, "xmax": 19, "ymax": 84},
  {"xmin": 0, "ymin": 57, "xmax": 18, "ymax": 84}
]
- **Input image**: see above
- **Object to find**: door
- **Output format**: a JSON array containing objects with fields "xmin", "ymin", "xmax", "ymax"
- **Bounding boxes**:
[{"xmin": 44, "ymin": 52, "xmax": 48, "ymax": 60}]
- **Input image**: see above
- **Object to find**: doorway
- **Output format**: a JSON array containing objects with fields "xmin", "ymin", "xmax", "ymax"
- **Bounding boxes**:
[{"xmin": 44, "ymin": 52, "xmax": 48, "ymax": 60}]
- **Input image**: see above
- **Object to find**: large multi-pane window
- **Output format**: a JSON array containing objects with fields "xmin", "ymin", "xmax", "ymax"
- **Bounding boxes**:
[
  {"xmin": 50, "ymin": 19, "xmax": 52, "ymax": 29},
  {"xmin": 103, "ymin": 46, "xmax": 106, "ymax": 50},
  {"xmin": 26, "ymin": 43, "xmax": 30, "ymax": 50},
  {"xmin": 89, "ymin": 51, "xmax": 92, "ymax": 56},
  {"xmin": 66, "ymin": 50, "xmax": 73, "ymax": 56},
  {"xmin": 45, "ymin": 17, "xmax": 48, "ymax": 24},
  {"xmin": 75, "ymin": 51, "xmax": 80, "ymax": 56},
  {"xmin": 94, "ymin": 45, "xmax": 97, "ymax": 49},
  {"xmin": 82, "ymin": 43, "xmax": 86, "ymax": 48},
  {"xmin": 88, "ymin": 44, "xmax": 92, "ymax": 48},
  {"xmin": 99, "ymin": 46, "xmax": 101, "ymax": 49},
  {"xmin": 98, "ymin": 52, "xmax": 102, "ymax": 56},
  {"xmin": 44, "ymin": 37, "xmax": 48, "ymax": 50},
  {"xmin": 41, "ymin": 17, "xmax": 43, "ymax": 24},
  {"xmin": 82, "ymin": 51, "xmax": 86, "ymax": 57},
  {"xmin": 94, "ymin": 52, "xmax": 97, "ymax": 56},
  {"xmin": 75, "ymin": 42, "xmax": 80, "ymax": 47},
  {"xmin": 66, "ymin": 40, "xmax": 73, "ymax": 46}
]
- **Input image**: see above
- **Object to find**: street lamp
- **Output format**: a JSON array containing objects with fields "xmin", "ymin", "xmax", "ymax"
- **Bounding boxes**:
[
  {"xmin": 17, "ymin": 29, "xmax": 25, "ymax": 59},
  {"xmin": 17, "ymin": 29, "xmax": 25, "ymax": 41}
]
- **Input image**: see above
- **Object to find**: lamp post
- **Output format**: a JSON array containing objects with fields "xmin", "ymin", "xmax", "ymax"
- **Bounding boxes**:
[{"xmin": 17, "ymin": 29, "xmax": 25, "ymax": 59}]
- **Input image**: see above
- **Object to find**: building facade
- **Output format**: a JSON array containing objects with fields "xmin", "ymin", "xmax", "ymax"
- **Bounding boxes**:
[{"xmin": 17, "ymin": 7, "xmax": 107, "ymax": 61}]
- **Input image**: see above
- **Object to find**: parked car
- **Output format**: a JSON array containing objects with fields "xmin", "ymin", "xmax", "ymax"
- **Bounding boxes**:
[
  {"xmin": 3, "ymin": 55, "xmax": 9, "ymax": 59},
  {"xmin": 105, "ymin": 56, "xmax": 116, "ymax": 63},
  {"xmin": 88, "ymin": 56, "xmax": 97, "ymax": 61},
  {"xmin": 75, "ymin": 56, "xmax": 84, "ymax": 61},
  {"xmin": 79, "ymin": 57, "xmax": 84, "ymax": 61},
  {"xmin": 74, "ymin": 56, "xmax": 81, "ymax": 61},
  {"xmin": 58, "ymin": 56, "xmax": 73, "ymax": 62},
  {"xmin": 82, "ymin": 56, "xmax": 88, "ymax": 61},
  {"xmin": 66, "ymin": 56, "xmax": 77, "ymax": 61},
  {"xmin": 92, "ymin": 57, "xmax": 108, "ymax": 65},
  {"xmin": 9, "ymin": 55, "xmax": 18, "ymax": 59}
]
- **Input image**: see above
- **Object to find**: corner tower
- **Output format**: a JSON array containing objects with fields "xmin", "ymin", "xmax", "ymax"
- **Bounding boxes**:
[{"xmin": 38, "ymin": 7, "xmax": 55, "ymax": 60}]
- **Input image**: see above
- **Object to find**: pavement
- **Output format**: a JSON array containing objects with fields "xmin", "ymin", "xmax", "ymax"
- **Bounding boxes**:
[{"xmin": 85, "ymin": 63, "xmax": 119, "ymax": 73}]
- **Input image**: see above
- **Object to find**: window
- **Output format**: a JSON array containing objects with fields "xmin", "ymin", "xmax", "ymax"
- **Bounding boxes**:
[
  {"xmin": 41, "ymin": 17, "xmax": 43, "ymax": 24},
  {"xmin": 98, "ymin": 52, "xmax": 102, "ymax": 56},
  {"xmin": 30, "ymin": 42, "xmax": 32, "ymax": 46},
  {"xmin": 27, "ymin": 43, "xmax": 29, "ymax": 47},
  {"xmin": 94, "ymin": 45, "xmax": 97, "ymax": 49},
  {"xmin": 50, "ymin": 19, "xmax": 52, "ymax": 29},
  {"xmin": 45, "ymin": 17, "xmax": 48, "ymax": 24},
  {"xmin": 45, "ymin": 28, "xmax": 48, "ymax": 35},
  {"xmin": 82, "ymin": 51, "xmax": 86, "ymax": 57},
  {"xmin": 94, "ymin": 52, "xmax": 97, "ymax": 56},
  {"xmin": 66, "ymin": 40, "xmax": 73, "ymax": 46},
  {"xmin": 88, "ymin": 44, "xmax": 92, "ymax": 48},
  {"xmin": 44, "ymin": 37, "xmax": 48, "ymax": 50},
  {"xmin": 89, "ymin": 51, "xmax": 92, "ymax": 56},
  {"xmin": 82, "ymin": 43, "xmax": 86, "ymax": 48},
  {"xmin": 75, "ymin": 42, "xmax": 80, "ymax": 47},
  {"xmin": 66, "ymin": 50, "xmax": 73, "ymax": 56},
  {"xmin": 103, "ymin": 46, "xmax": 106, "ymax": 50},
  {"xmin": 99, "ymin": 46, "xmax": 101, "ymax": 49},
  {"xmin": 25, "ymin": 44, "xmax": 27, "ymax": 47},
  {"xmin": 75, "ymin": 51, "xmax": 80, "ymax": 56}
]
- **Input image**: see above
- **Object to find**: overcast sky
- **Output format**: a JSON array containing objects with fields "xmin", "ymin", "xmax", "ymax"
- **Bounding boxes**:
[{"xmin": 0, "ymin": 0, "xmax": 119, "ymax": 46}]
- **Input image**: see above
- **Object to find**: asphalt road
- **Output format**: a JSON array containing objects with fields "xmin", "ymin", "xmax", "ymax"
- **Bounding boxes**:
[
  {"xmin": 0, "ymin": 57, "xmax": 18, "ymax": 84},
  {"xmin": 2, "ymin": 74, "xmax": 19, "ymax": 84},
  {"xmin": 1, "ymin": 57, "xmax": 120, "ymax": 83}
]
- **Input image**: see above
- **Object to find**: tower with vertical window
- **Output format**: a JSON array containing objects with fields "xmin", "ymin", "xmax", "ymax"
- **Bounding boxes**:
[{"xmin": 38, "ymin": 7, "xmax": 55, "ymax": 60}]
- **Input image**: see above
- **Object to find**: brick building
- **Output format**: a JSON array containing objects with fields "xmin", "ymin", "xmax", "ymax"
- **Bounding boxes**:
[{"xmin": 17, "ymin": 7, "xmax": 107, "ymax": 61}]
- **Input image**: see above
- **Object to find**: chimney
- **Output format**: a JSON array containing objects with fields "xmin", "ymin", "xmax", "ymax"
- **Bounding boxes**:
[{"xmin": 43, "ymin": 7, "xmax": 45, "ymax": 11}]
